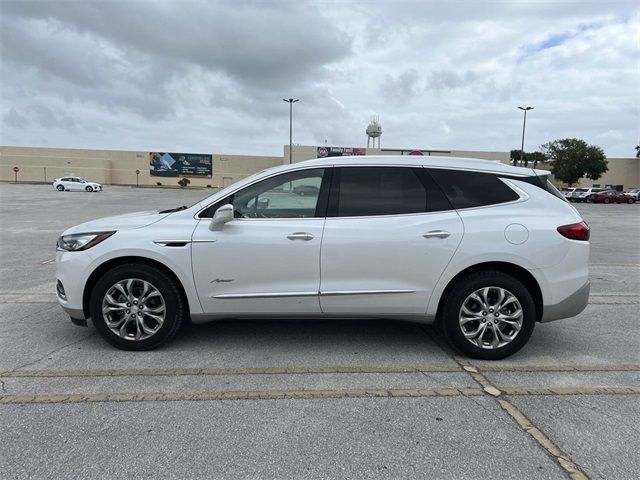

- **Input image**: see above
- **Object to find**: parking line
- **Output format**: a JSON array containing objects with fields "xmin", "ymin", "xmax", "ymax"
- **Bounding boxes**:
[
  {"xmin": 2, "ymin": 364, "xmax": 638, "ymax": 378},
  {"xmin": 0, "ymin": 386, "xmax": 637, "ymax": 405},
  {"xmin": 0, "ymin": 387, "xmax": 484, "ymax": 404},
  {"xmin": 426, "ymin": 329, "xmax": 591, "ymax": 480},
  {"xmin": 1, "ymin": 385, "xmax": 638, "ymax": 405},
  {"xmin": 0, "ymin": 365, "xmax": 461, "ymax": 377}
]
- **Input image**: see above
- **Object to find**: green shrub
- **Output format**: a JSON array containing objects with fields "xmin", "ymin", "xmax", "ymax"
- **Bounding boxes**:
[
  {"xmin": 156, "ymin": 182, "xmax": 162, "ymax": 186},
  {"xmin": 178, "ymin": 178, "xmax": 190, "ymax": 188}
]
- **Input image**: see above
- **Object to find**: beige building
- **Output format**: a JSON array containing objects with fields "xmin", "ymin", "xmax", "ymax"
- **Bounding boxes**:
[{"xmin": 1, "ymin": 145, "xmax": 637, "ymax": 190}]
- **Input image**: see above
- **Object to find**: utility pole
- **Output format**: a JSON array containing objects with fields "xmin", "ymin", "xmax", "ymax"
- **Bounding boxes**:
[
  {"xmin": 518, "ymin": 106, "xmax": 534, "ymax": 166},
  {"xmin": 283, "ymin": 98, "xmax": 299, "ymax": 164}
]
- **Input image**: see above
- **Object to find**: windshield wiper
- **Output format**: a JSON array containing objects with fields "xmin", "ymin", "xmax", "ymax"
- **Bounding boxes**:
[{"xmin": 159, "ymin": 205, "xmax": 188, "ymax": 214}]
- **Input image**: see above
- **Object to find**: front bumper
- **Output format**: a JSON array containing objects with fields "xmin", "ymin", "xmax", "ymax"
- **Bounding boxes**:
[
  {"xmin": 56, "ymin": 249, "xmax": 93, "ymax": 323},
  {"xmin": 540, "ymin": 281, "xmax": 590, "ymax": 322}
]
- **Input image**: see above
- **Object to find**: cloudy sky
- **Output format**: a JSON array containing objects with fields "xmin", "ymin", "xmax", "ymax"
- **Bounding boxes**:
[{"xmin": 1, "ymin": 0, "xmax": 638, "ymax": 157}]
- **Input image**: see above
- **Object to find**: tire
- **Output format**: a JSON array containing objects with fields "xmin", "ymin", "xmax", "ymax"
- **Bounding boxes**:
[
  {"xmin": 56, "ymin": 184, "xmax": 64, "ymax": 191},
  {"xmin": 85, "ymin": 186, "xmax": 93, "ymax": 192},
  {"xmin": 628, "ymin": 198, "xmax": 635, "ymax": 204},
  {"xmin": 603, "ymin": 198, "xmax": 610, "ymax": 204},
  {"xmin": 89, "ymin": 264, "xmax": 186, "ymax": 350},
  {"xmin": 440, "ymin": 271, "xmax": 536, "ymax": 360}
]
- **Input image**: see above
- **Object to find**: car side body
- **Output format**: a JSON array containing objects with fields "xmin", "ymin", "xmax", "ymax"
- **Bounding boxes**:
[
  {"xmin": 623, "ymin": 188, "xmax": 640, "ymax": 201},
  {"xmin": 589, "ymin": 190, "xmax": 636, "ymax": 204},
  {"xmin": 55, "ymin": 156, "xmax": 590, "ymax": 359},
  {"xmin": 569, "ymin": 187, "xmax": 606, "ymax": 202},
  {"xmin": 53, "ymin": 177, "xmax": 103, "ymax": 192}
]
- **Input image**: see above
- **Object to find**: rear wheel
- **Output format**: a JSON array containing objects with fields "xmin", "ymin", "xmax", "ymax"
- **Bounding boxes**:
[
  {"xmin": 441, "ymin": 271, "xmax": 536, "ymax": 360},
  {"xmin": 56, "ymin": 184, "xmax": 64, "ymax": 191},
  {"xmin": 89, "ymin": 264, "xmax": 185, "ymax": 350}
]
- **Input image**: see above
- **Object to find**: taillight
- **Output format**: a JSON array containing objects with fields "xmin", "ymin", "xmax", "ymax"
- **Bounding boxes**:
[{"xmin": 557, "ymin": 221, "xmax": 590, "ymax": 241}]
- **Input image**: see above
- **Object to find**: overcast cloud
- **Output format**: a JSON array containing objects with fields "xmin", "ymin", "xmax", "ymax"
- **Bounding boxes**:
[{"xmin": 1, "ymin": 0, "xmax": 638, "ymax": 157}]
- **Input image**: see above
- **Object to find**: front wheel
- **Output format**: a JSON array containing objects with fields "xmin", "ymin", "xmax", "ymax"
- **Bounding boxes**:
[
  {"xmin": 603, "ymin": 198, "xmax": 610, "ymax": 204},
  {"xmin": 628, "ymin": 198, "xmax": 635, "ymax": 204},
  {"xmin": 440, "ymin": 271, "xmax": 536, "ymax": 360},
  {"xmin": 85, "ymin": 186, "xmax": 93, "ymax": 192},
  {"xmin": 89, "ymin": 264, "xmax": 186, "ymax": 350}
]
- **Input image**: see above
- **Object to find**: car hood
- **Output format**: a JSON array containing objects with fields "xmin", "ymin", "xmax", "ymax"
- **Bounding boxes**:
[{"xmin": 62, "ymin": 210, "xmax": 169, "ymax": 235}]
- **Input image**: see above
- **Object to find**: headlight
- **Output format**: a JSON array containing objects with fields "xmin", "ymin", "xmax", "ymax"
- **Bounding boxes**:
[{"xmin": 57, "ymin": 231, "xmax": 115, "ymax": 251}]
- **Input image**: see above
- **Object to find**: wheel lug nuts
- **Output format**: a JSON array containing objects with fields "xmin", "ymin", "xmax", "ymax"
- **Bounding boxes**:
[
  {"xmin": 482, "ymin": 311, "xmax": 487, "ymax": 316},
  {"xmin": 126, "ymin": 310, "xmax": 130, "ymax": 314},
  {"xmin": 494, "ymin": 313, "xmax": 499, "ymax": 317},
  {"xmin": 130, "ymin": 314, "xmax": 135, "ymax": 318},
  {"xmin": 138, "ymin": 312, "xmax": 142, "ymax": 316},
  {"xmin": 489, "ymin": 308, "xmax": 494, "ymax": 313},
  {"xmin": 133, "ymin": 301, "xmax": 138, "ymax": 305},
  {"xmin": 482, "ymin": 319, "xmax": 486, "ymax": 323},
  {"xmin": 488, "ymin": 323, "xmax": 492, "ymax": 326},
  {"xmin": 126, "ymin": 303, "xmax": 131, "ymax": 307}
]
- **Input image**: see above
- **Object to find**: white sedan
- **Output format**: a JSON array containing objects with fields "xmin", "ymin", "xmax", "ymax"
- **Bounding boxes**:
[{"xmin": 53, "ymin": 177, "xmax": 103, "ymax": 192}]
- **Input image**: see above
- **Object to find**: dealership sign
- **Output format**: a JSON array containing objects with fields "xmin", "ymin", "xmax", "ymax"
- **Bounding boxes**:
[
  {"xmin": 317, "ymin": 146, "xmax": 366, "ymax": 158},
  {"xmin": 149, "ymin": 152, "xmax": 212, "ymax": 178}
]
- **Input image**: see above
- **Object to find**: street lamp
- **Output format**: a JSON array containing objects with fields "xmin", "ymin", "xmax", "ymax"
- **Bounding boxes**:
[
  {"xmin": 517, "ymin": 106, "xmax": 534, "ymax": 166},
  {"xmin": 283, "ymin": 98, "xmax": 299, "ymax": 164}
]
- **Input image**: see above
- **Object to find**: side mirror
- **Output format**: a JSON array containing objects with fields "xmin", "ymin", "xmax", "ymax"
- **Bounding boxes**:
[{"xmin": 209, "ymin": 204, "xmax": 234, "ymax": 230}]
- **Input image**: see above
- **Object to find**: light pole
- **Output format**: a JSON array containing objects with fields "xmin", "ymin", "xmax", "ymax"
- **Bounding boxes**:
[
  {"xmin": 517, "ymin": 106, "xmax": 533, "ymax": 166},
  {"xmin": 283, "ymin": 98, "xmax": 299, "ymax": 164}
]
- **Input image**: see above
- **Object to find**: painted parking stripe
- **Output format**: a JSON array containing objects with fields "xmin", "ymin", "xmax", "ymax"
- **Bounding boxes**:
[
  {"xmin": 0, "ymin": 365, "xmax": 461, "ymax": 377},
  {"xmin": 0, "ymin": 387, "xmax": 484, "ymax": 404},
  {"xmin": 2, "ymin": 364, "xmax": 638, "ymax": 378},
  {"xmin": 2, "ymin": 386, "xmax": 639, "ymax": 405}
]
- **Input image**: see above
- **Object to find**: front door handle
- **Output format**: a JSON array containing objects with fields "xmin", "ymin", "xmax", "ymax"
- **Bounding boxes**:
[
  {"xmin": 287, "ymin": 232, "xmax": 314, "ymax": 241},
  {"xmin": 423, "ymin": 230, "xmax": 451, "ymax": 239}
]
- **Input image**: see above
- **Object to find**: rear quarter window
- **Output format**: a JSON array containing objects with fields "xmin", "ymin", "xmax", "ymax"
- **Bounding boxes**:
[{"xmin": 427, "ymin": 169, "xmax": 520, "ymax": 209}]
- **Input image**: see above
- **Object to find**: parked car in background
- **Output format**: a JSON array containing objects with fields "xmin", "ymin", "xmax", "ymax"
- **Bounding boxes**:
[
  {"xmin": 55, "ymin": 156, "xmax": 590, "ymax": 360},
  {"xmin": 293, "ymin": 185, "xmax": 320, "ymax": 196},
  {"xmin": 561, "ymin": 187, "xmax": 576, "ymax": 199},
  {"xmin": 570, "ymin": 187, "xmax": 607, "ymax": 202},
  {"xmin": 53, "ymin": 177, "xmax": 103, "ymax": 192},
  {"xmin": 624, "ymin": 188, "xmax": 640, "ymax": 201},
  {"xmin": 589, "ymin": 190, "xmax": 636, "ymax": 204}
]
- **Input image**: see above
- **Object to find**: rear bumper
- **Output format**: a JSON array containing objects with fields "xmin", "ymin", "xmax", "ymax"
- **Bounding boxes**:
[{"xmin": 540, "ymin": 281, "xmax": 590, "ymax": 322}]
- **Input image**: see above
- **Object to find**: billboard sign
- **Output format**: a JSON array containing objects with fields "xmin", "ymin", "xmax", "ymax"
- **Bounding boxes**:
[
  {"xmin": 149, "ymin": 152, "xmax": 212, "ymax": 178},
  {"xmin": 317, "ymin": 146, "xmax": 366, "ymax": 158}
]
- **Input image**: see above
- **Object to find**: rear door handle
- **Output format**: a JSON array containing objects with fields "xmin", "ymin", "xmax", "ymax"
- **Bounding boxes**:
[
  {"xmin": 287, "ymin": 232, "xmax": 315, "ymax": 241},
  {"xmin": 423, "ymin": 230, "xmax": 451, "ymax": 239}
]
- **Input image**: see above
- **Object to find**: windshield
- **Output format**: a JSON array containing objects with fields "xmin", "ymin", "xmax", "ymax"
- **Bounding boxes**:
[{"xmin": 575, "ymin": 188, "xmax": 588, "ymax": 192}]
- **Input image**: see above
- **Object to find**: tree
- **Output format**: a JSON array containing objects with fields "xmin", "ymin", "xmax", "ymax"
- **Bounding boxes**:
[
  {"xmin": 540, "ymin": 138, "xmax": 608, "ymax": 186},
  {"xmin": 510, "ymin": 149, "xmax": 546, "ymax": 168}
]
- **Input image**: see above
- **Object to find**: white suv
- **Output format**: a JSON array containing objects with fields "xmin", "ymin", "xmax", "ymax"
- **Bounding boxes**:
[
  {"xmin": 570, "ymin": 187, "xmax": 606, "ymax": 202},
  {"xmin": 55, "ymin": 156, "xmax": 590, "ymax": 359}
]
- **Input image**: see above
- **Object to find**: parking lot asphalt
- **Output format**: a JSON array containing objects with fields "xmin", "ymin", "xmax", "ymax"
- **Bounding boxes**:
[{"xmin": 1, "ymin": 183, "xmax": 639, "ymax": 479}]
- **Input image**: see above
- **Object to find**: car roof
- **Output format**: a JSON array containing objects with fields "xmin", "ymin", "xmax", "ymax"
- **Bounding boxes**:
[{"xmin": 284, "ymin": 155, "xmax": 539, "ymax": 176}]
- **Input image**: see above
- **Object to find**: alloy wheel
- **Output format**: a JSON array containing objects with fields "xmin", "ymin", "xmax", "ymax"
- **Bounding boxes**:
[
  {"xmin": 101, "ymin": 278, "xmax": 166, "ymax": 341},
  {"xmin": 458, "ymin": 286, "xmax": 523, "ymax": 349}
]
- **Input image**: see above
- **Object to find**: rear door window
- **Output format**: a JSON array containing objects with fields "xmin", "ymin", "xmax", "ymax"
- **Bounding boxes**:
[
  {"xmin": 428, "ymin": 169, "xmax": 520, "ymax": 209},
  {"xmin": 329, "ymin": 167, "xmax": 450, "ymax": 217}
]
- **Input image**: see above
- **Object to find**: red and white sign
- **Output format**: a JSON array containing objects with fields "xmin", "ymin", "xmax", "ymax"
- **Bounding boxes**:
[{"xmin": 13, "ymin": 166, "xmax": 19, "ymax": 172}]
